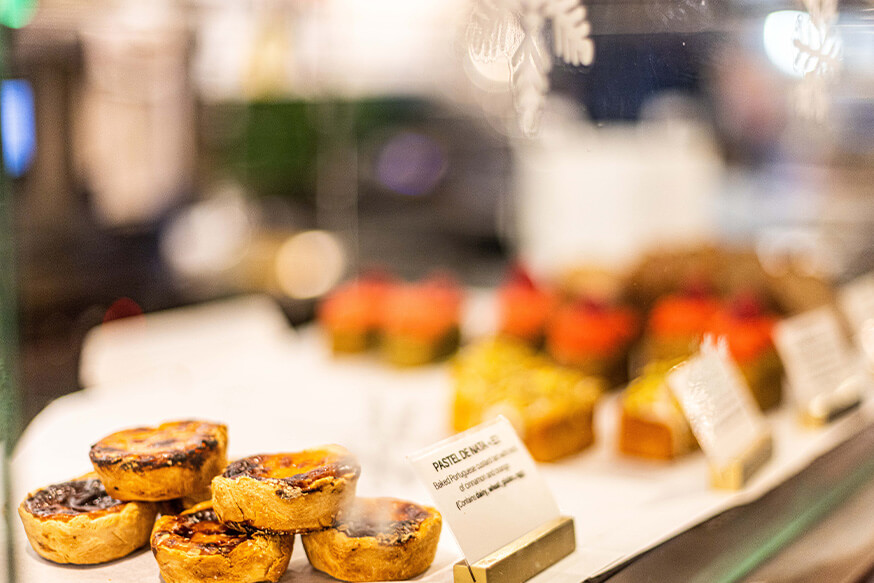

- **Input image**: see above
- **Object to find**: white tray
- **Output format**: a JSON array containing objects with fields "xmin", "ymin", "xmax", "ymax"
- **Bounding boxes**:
[{"xmin": 12, "ymin": 315, "xmax": 874, "ymax": 583}]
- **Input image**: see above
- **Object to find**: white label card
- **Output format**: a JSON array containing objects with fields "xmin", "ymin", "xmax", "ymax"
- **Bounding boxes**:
[
  {"xmin": 839, "ymin": 273, "xmax": 874, "ymax": 333},
  {"xmin": 774, "ymin": 307, "xmax": 858, "ymax": 408},
  {"xmin": 408, "ymin": 416, "xmax": 560, "ymax": 564},
  {"xmin": 668, "ymin": 340, "xmax": 769, "ymax": 468}
]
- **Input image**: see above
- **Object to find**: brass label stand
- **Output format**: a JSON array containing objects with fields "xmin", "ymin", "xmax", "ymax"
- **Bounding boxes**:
[
  {"xmin": 453, "ymin": 516, "xmax": 576, "ymax": 583},
  {"xmin": 709, "ymin": 433, "xmax": 773, "ymax": 490},
  {"xmin": 800, "ymin": 389, "xmax": 863, "ymax": 427}
]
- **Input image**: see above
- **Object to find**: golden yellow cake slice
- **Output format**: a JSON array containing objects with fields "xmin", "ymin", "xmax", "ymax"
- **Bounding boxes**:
[
  {"xmin": 453, "ymin": 338, "xmax": 604, "ymax": 462},
  {"xmin": 302, "ymin": 497, "xmax": 442, "ymax": 582},
  {"xmin": 618, "ymin": 362, "xmax": 697, "ymax": 461},
  {"xmin": 211, "ymin": 444, "xmax": 360, "ymax": 533},
  {"xmin": 18, "ymin": 473, "xmax": 158, "ymax": 564},
  {"xmin": 89, "ymin": 420, "xmax": 228, "ymax": 501},
  {"xmin": 151, "ymin": 501, "xmax": 293, "ymax": 583}
]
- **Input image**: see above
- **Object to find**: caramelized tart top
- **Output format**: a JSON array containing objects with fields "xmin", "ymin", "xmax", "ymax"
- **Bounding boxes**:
[
  {"xmin": 22, "ymin": 475, "xmax": 125, "ymax": 520},
  {"xmin": 151, "ymin": 504, "xmax": 250, "ymax": 556},
  {"xmin": 222, "ymin": 445, "xmax": 360, "ymax": 490},
  {"xmin": 335, "ymin": 498, "xmax": 436, "ymax": 546},
  {"xmin": 89, "ymin": 420, "xmax": 227, "ymax": 470}
]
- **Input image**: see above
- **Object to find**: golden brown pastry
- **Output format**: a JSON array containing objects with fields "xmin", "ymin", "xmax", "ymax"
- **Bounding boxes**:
[
  {"xmin": 151, "ymin": 501, "xmax": 293, "ymax": 583},
  {"xmin": 618, "ymin": 362, "xmax": 697, "ymax": 461},
  {"xmin": 211, "ymin": 445, "xmax": 360, "ymax": 533},
  {"xmin": 89, "ymin": 420, "xmax": 228, "ymax": 501},
  {"xmin": 302, "ymin": 497, "xmax": 442, "ymax": 582},
  {"xmin": 452, "ymin": 339, "xmax": 604, "ymax": 462},
  {"xmin": 18, "ymin": 473, "xmax": 157, "ymax": 564}
]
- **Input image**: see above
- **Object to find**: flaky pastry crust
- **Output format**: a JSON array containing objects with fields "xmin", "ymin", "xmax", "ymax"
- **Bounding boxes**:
[
  {"xmin": 151, "ymin": 502, "xmax": 292, "ymax": 583},
  {"xmin": 302, "ymin": 497, "xmax": 442, "ymax": 582},
  {"xmin": 18, "ymin": 473, "xmax": 157, "ymax": 564},
  {"xmin": 89, "ymin": 420, "xmax": 228, "ymax": 501},
  {"xmin": 212, "ymin": 445, "xmax": 360, "ymax": 533}
]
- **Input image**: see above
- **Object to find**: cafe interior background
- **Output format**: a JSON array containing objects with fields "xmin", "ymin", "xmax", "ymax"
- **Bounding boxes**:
[{"xmin": 1, "ymin": 0, "xmax": 874, "ymax": 581}]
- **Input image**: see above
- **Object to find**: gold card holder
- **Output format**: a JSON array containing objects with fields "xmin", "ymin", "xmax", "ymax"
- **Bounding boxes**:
[
  {"xmin": 453, "ymin": 516, "xmax": 576, "ymax": 583},
  {"xmin": 800, "ymin": 381, "xmax": 864, "ymax": 428},
  {"xmin": 801, "ymin": 397, "xmax": 862, "ymax": 427},
  {"xmin": 709, "ymin": 433, "xmax": 773, "ymax": 491}
]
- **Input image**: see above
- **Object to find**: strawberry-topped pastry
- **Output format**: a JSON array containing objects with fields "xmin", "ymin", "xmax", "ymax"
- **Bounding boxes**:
[
  {"xmin": 545, "ymin": 297, "xmax": 638, "ymax": 386},
  {"xmin": 704, "ymin": 292, "xmax": 783, "ymax": 411},
  {"xmin": 380, "ymin": 273, "xmax": 463, "ymax": 366},
  {"xmin": 497, "ymin": 263, "xmax": 557, "ymax": 347},
  {"xmin": 318, "ymin": 272, "xmax": 395, "ymax": 354},
  {"xmin": 643, "ymin": 280, "xmax": 720, "ymax": 363}
]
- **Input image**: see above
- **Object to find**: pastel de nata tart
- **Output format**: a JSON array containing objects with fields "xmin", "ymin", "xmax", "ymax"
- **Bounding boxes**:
[
  {"xmin": 619, "ymin": 361, "xmax": 697, "ymax": 461},
  {"xmin": 319, "ymin": 274, "xmax": 395, "ymax": 354},
  {"xmin": 380, "ymin": 274, "xmax": 462, "ymax": 367},
  {"xmin": 704, "ymin": 293, "xmax": 783, "ymax": 411},
  {"xmin": 212, "ymin": 445, "xmax": 361, "ymax": 533},
  {"xmin": 18, "ymin": 472, "xmax": 158, "ymax": 564},
  {"xmin": 302, "ymin": 497, "xmax": 442, "ymax": 582},
  {"xmin": 497, "ymin": 264, "xmax": 557, "ymax": 346},
  {"xmin": 453, "ymin": 338, "xmax": 604, "ymax": 462},
  {"xmin": 89, "ymin": 420, "xmax": 228, "ymax": 501},
  {"xmin": 151, "ymin": 501, "xmax": 293, "ymax": 583}
]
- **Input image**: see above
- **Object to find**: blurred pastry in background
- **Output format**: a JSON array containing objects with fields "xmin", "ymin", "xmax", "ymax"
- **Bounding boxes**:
[
  {"xmin": 453, "ymin": 338, "xmax": 604, "ymax": 462},
  {"xmin": 545, "ymin": 299, "xmax": 639, "ymax": 386},
  {"xmin": 623, "ymin": 246, "xmax": 723, "ymax": 312},
  {"xmin": 497, "ymin": 264, "xmax": 557, "ymax": 347},
  {"xmin": 704, "ymin": 292, "xmax": 783, "ymax": 411},
  {"xmin": 381, "ymin": 274, "xmax": 462, "ymax": 367},
  {"xmin": 558, "ymin": 267, "xmax": 626, "ymax": 307},
  {"xmin": 618, "ymin": 362, "xmax": 697, "ymax": 461},
  {"xmin": 642, "ymin": 282, "xmax": 720, "ymax": 364},
  {"xmin": 624, "ymin": 246, "xmax": 789, "ymax": 314},
  {"xmin": 318, "ymin": 273, "xmax": 395, "ymax": 354}
]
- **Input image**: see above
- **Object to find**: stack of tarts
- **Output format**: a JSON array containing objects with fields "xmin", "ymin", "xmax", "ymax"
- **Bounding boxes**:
[
  {"xmin": 19, "ymin": 420, "xmax": 226, "ymax": 566},
  {"xmin": 19, "ymin": 419, "xmax": 442, "ymax": 583}
]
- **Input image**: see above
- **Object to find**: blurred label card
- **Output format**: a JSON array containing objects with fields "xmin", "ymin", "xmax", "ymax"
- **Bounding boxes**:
[
  {"xmin": 774, "ymin": 308, "xmax": 863, "ymax": 425},
  {"xmin": 839, "ymin": 273, "xmax": 874, "ymax": 332},
  {"xmin": 668, "ymin": 339, "xmax": 772, "ymax": 489},
  {"xmin": 408, "ymin": 416, "xmax": 560, "ymax": 563},
  {"xmin": 839, "ymin": 273, "xmax": 874, "ymax": 368}
]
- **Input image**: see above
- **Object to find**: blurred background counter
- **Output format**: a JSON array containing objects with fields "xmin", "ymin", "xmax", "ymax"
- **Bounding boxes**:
[{"xmin": 6, "ymin": 0, "xmax": 873, "ymax": 431}]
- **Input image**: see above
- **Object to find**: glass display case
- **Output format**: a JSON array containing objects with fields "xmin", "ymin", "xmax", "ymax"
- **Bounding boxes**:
[{"xmin": 2, "ymin": 0, "xmax": 874, "ymax": 582}]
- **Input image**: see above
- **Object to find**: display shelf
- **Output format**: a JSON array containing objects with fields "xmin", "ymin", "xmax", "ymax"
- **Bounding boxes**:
[{"xmin": 10, "ymin": 300, "xmax": 874, "ymax": 582}]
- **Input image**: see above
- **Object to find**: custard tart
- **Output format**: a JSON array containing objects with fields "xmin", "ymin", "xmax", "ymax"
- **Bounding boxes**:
[
  {"xmin": 18, "ymin": 473, "xmax": 157, "ymax": 564},
  {"xmin": 302, "ymin": 497, "xmax": 441, "ymax": 582},
  {"xmin": 151, "ymin": 501, "xmax": 292, "ymax": 583},
  {"xmin": 211, "ymin": 445, "xmax": 360, "ymax": 533},
  {"xmin": 89, "ymin": 420, "xmax": 228, "ymax": 501}
]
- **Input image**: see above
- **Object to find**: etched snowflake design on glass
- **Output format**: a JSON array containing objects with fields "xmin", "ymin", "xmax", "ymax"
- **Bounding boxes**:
[
  {"xmin": 466, "ymin": 0, "xmax": 594, "ymax": 136},
  {"xmin": 793, "ymin": 0, "xmax": 842, "ymax": 121}
]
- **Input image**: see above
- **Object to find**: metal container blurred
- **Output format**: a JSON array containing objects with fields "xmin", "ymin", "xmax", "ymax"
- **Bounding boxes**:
[{"xmin": 77, "ymin": 1, "xmax": 193, "ymax": 228}]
